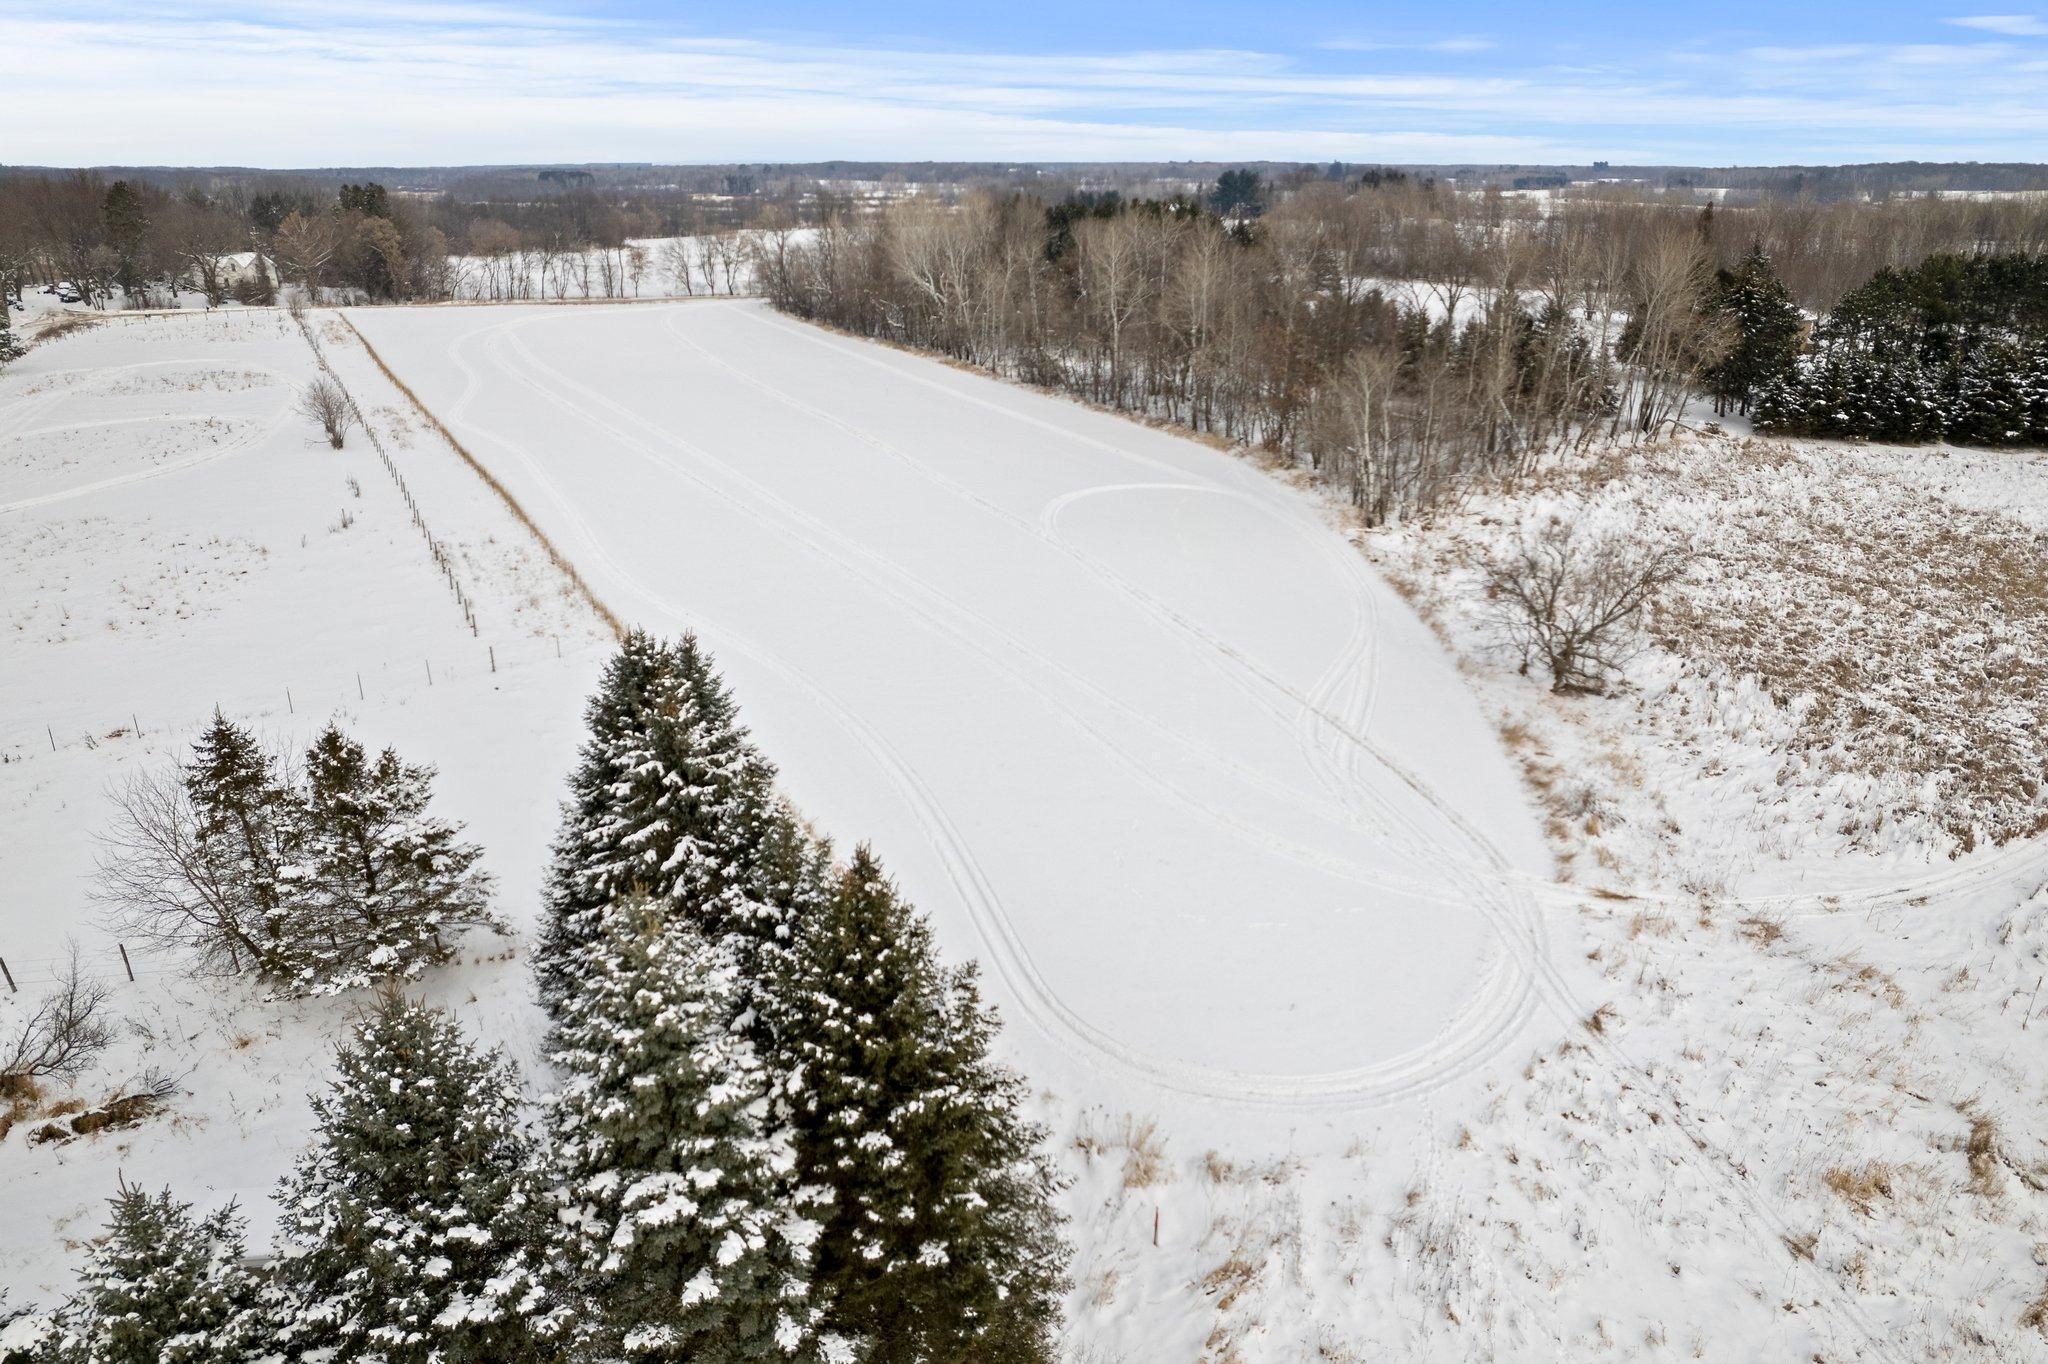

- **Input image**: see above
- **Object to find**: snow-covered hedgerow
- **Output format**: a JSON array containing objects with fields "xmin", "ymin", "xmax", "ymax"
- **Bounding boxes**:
[{"xmin": 1374, "ymin": 430, "xmax": 2048, "ymax": 860}]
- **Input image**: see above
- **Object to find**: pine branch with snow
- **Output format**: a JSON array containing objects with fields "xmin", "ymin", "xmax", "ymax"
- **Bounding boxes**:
[
  {"xmin": 535, "ymin": 632, "xmax": 785, "ymax": 1022},
  {"xmin": 548, "ymin": 900, "xmax": 841, "ymax": 1363},
  {"xmin": 40, "ymin": 1180, "xmax": 265, "ymax": 1364},
  {"xmin": 271, "ymin": 993, "xmax": 567, "ymax": 1362},
  {"xmin": 767, "ymin": 846, "xmax": 1068, "ymax": 1363}
]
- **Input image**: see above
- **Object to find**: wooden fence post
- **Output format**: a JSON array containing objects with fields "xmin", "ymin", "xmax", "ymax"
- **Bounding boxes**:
[
  {"xmin": 118, "ymin": 943, "xmax": 135, "ymax": 983},
  {"xmin": 0, "ymin": 956, "xmax": 14, "ymax": 993}
]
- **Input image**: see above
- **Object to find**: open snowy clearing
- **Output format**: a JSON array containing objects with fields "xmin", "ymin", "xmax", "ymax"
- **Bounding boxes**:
[
  {"xmin": 340, "ymin": 298, "xmax": 1567, "ymax": 1136},
  {"xmin": 9, "ymin": 301, "xmax": 2048, "ymax": 1359}
]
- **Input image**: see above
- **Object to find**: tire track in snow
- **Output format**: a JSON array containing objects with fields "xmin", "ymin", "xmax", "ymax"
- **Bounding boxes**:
[
  {"xmin": 665, "ymin": 313, "xmax": 1398, "ymax": 839},
  {"xmin": 740, "ymin": 304, "xmax": 2048, "ymax": 928}
]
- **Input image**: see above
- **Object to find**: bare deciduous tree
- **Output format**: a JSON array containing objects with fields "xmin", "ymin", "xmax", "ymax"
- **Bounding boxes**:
[
  {"xmin": 1486, "ymin": 513, "xmax": 1692, "ymax": 692},
  {"xmin": 297, "ymin": 376, "xmax": 356, "ymax": 449},
  {"xmin": 1, "ymin": 944, "xmax": 114, "ymax": 1095},
  {"xmin": 95, "ymin": 764, "xmax": 276, "ymax": 977}
]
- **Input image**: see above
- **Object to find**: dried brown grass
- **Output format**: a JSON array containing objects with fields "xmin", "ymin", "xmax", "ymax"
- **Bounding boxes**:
[{"xmin": 1823, "ymin": 1161, "xmax": 1899, "ymax": 1214}]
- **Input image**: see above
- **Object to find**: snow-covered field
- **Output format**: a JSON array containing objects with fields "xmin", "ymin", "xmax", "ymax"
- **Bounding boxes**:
[
  {"xmin": 6, "ymin": 300, "xmax": 2048, "ymax": 1360},
  {"xmin": 0, "ymin": 307, "xmax": 609, "ymax": 1301}
]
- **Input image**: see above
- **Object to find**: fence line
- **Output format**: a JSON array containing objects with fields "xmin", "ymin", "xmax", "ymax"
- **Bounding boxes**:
[
  {"xmin": 290, "ymin": 310, "xmax": 485, "ymax": 636},
  {"xmin": 3, "ymin": 633, "xmax": 602, "ymax": 762},
  {"xmin": 0, "ymin": 941, "xmax": 189, "ymax": 992},
  {"xmin": 335, "ymin": 312, "xmax": 624, "ymax": 640}
]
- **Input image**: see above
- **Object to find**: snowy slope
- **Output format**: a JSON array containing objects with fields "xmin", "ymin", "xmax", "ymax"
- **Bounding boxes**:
[{"xmin": 13, "ymin": 300, "xmax": 2039, "ymax": 1360}]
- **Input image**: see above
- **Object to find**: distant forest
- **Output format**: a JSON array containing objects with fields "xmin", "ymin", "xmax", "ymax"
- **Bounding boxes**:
[{"xmin": 4, "ymin": 158, "xmax": 2044, "ymax": 525}]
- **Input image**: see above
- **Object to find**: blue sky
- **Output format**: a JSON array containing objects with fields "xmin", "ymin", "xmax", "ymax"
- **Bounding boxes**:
[{"xmin": 5, "ymin": 1, "xmax": 2047, "ymax": 167}]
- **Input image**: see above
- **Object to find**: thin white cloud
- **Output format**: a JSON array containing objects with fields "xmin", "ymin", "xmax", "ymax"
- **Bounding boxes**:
[
  {"xmin": 1319, "ymin": 35, "xmax": 1497, "ymax": 53},
  {"xmin": 1945, "ymin": 14, "xmax": 2048, "ymax": 35},
  {"xmin": 1, "ymin": 1, "xmax": 2044, "ymax": 165}
]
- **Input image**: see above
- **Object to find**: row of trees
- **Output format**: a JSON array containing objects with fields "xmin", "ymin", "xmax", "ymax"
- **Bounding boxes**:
[
  {"xmin": 1755, "ymin": 252, "xmax": 2048, "ymax": 444},
  {"xmin": 19, "ymin": 633, "xmax": 1065, "ymax": 1362},
  {"xmin": 0, "ymin": 172, "xmax": 798, "ymax": 310},
  {"xmin": 760, "ymin": 186, "xmax": 1734, "ymax": 524},
  {"xmin": 97, "ymin": 714, "xmax": 500, "ymax": 997},
  {"xmin": 533, "ymin": 631, "xmax": 1065, "ymax": 1359}
]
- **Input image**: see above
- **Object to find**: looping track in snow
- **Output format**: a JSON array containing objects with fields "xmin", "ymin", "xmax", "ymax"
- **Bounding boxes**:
[{"xmin": 345, "ymin": 299, "xmax": 1570, "ymax": 1111}]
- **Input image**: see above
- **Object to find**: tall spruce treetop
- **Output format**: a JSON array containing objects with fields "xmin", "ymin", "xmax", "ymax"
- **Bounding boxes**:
[
  {"xmin": 169, "ymin": 711, "xmax": 300, "ymax": 980},
  {"xmin": 1705, "ymin": 244, "xmax": 1805, "ymax": 415},
  {"xmin": 549, "ymin": 900, "xmax": 842, "ymax": 1363},
  {"xmin": 185, "ymin": 712, "xmax": 292, "ymax": 906},
  {"xmin": 45, "ymin": 1180, "xmax": 263, "ymax": 1364},
  {"xmin": 770, "ymin": 848, "xmax": 1067, "ymax": 1364},
  {"xmin": 272, "ymin": 993, "xmax": 564, "ymax": 1363},
  {"xmin": 537, "ymin": 632, "xmax": 781, "ymax": 1017}
]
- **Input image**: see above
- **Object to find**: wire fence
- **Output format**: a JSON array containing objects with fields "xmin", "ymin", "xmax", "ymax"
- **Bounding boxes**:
[
  {"xmin": 292, "ymin": 309, "xmax": 485, "ymax": 635},
  {"xmin": 3, "ymin": 631, "xmax": 606, "ymax": 764},
  {"xmin": 3, "ymin": 304, "xmax": 624, "ymax": 999},
  {"xmin": 0, "ymin": 940, "xmax": 178, "ymax": 994}
]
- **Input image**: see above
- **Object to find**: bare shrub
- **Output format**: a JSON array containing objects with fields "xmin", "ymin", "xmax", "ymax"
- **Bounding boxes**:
[
  {"xmin": 1119, "ymin": 1117, "xmax": 1168, "ymax": 1189},
  {"xmin": 1485, "ymin": 512, "xmax": 1691, "ymax": 692},
  {"xmin": 296, "ymin": 376, "xmax": 356, "ymax": 449},
  {"xmin": 1738, "ymin": 916, "xmax": 1785, "ymax": 948},
  {"xmin": 0, "ymin": 945, "xmax": 114, "ymax": 1096}
]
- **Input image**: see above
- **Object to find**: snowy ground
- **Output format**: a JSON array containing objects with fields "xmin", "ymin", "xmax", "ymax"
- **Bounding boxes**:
[
  {"xmin": 0, "ymin": 306, "xmax": 608, "ymax": 1300},
  {"xmin": 5, "ymin": 302, "xmax": 2047, "ymax": 1360}
]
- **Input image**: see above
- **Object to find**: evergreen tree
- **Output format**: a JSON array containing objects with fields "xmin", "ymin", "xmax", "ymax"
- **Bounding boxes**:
[
  {"xmin": 1209, "ymin": 169, "xmax": 1265, "ymax": 219},
  {"xmin": 549, "ymin": 901, "xmax": 838, "ymax": 1363},
  {"xmin": 45, "ymin": 1180, "xmax": 263, "ymax": 1364},
  {"xmin": 100, "ymin": 182, "xmax": 150, "ymax": 299},
  {"xmin": 1704, "ymin": 245, "xmax": 1805, "ymax": 415},
  {"xmin": 0, "ymin": 304, "xmax": 25, "ymax": 370},
  {"xmin": 769, "ymin": 848, "xmax": 1067, "ymax": 1363},
  {"xmin": 182, "ymin": 711, "xmax": 296, "ymax": 975},
  {"xmin": 272, "ymin": 993, "xmax": 564, "ymax": 1363},
  {"xmin": 287, "ymin": 724, "xmax": 500, "ymax": 994},
  {"xmin": 535, "ymin": 632, "xmax": 781, "ymax": 1018}
]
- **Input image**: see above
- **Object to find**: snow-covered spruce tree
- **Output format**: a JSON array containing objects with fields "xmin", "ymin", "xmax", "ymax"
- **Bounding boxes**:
[
  {"xmin": 1704, "ymin": 245, "xmax": 1804, "ymax": 416},
  {"xmin": 535, "ymin": 631, "xmax": 782, "ymax": 1019},
  {"xmin": 272, "ymin": 992, "xmax": 565, "ymax": 1363},
  {"xmin": 0, "ymin": 305, "xmax": 25, "ymax": 369},
  {"xmin": 285, "ymin": 724, "xmax": 501, "ymax": 995},
  {"xmin": 184, "ymin": 710, "xmax": 296, "ymax": 972},
  {"xmin": 548, "ymin": 899, "xmax": 840, "ymax": 1363},
  {"xmin": 43, "ymin": 1179, "xmax": 263, "ymax": 1364},
  {"xmin": 768, "ymin": 847, "xmax": 1067, "ymax": 1364}
]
